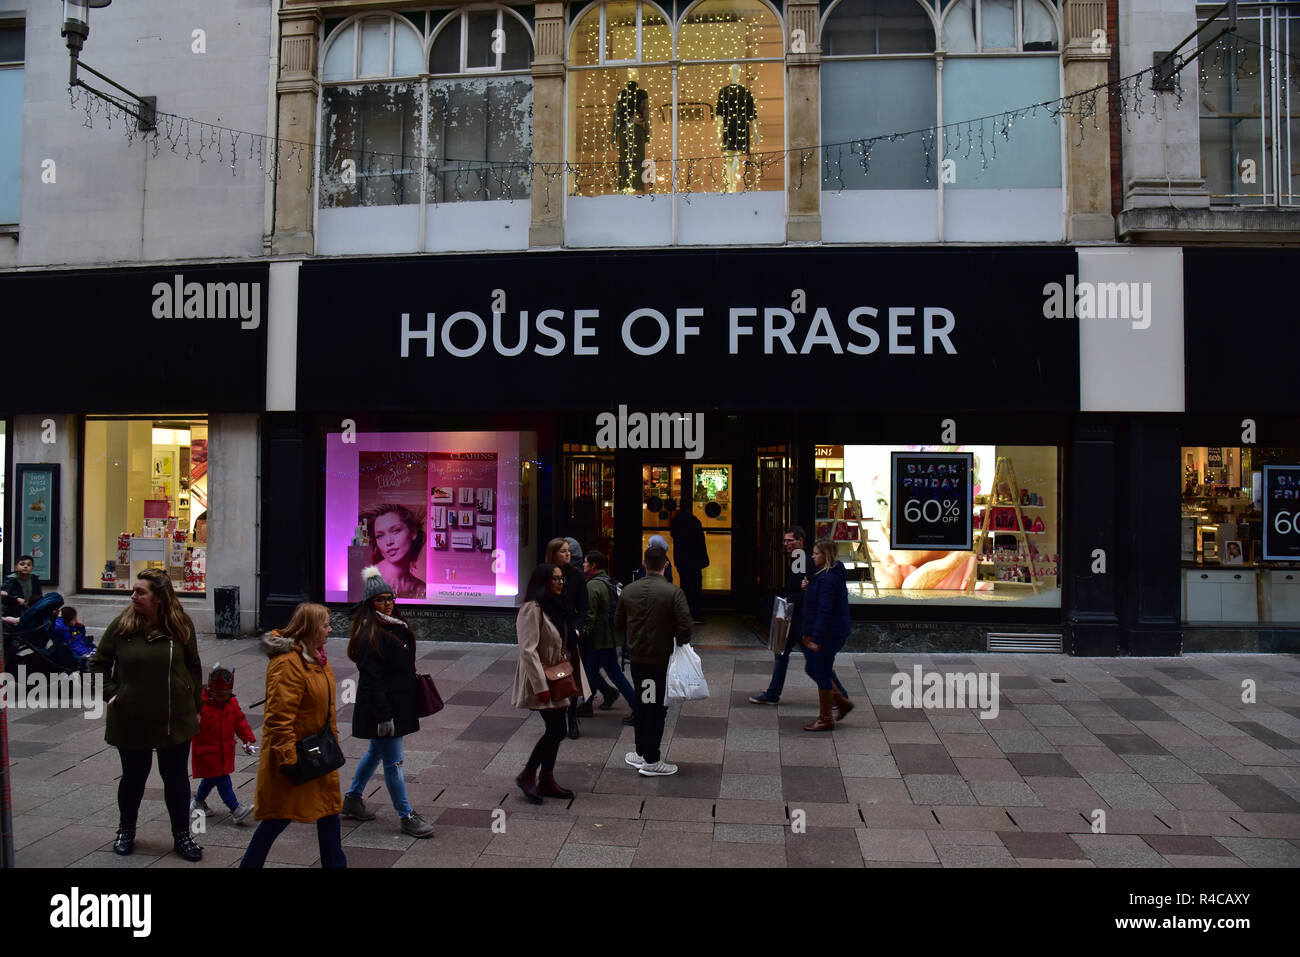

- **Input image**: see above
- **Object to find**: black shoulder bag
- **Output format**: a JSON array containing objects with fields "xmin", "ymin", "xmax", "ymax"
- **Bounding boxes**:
[{"xmin": 280, "ymin": 668, "xmax": 345, "ymax": 785}]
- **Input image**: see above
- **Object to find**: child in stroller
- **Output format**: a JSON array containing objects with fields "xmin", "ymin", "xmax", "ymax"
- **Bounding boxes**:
[
  {"xmin": 53, "ymin": 606, "xmax": 96, "ymax": 661},
  {"xmin": 2, "ymin": 593, "xmax": 86, "ymax": 675}
]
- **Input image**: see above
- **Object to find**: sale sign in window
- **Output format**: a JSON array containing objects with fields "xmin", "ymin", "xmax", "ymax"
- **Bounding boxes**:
[{"xmin": 890, "ymin": 452, "xmax": 974, "ymax": 551}]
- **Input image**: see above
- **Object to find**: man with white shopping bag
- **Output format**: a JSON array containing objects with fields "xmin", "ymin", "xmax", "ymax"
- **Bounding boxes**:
[{"xmin": 615, "ymin": 546, "xmax": 694, "ymax": 777}]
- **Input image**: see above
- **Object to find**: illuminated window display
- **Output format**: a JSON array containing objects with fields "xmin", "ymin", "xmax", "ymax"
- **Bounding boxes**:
[
  {"xmin": 832, "ymin": 443, "xmax": 1061, "ymax": 606},
  {"xmin": 83, "ymin": 418, "xmax": 210, "ymax": 593},
  {"xmin": 324, "ymin": 431, "xmax": 534, "ymax": 607},
  {"xmin": 567, "ymin": 0, "xmax": 784, "ymax": 197}
]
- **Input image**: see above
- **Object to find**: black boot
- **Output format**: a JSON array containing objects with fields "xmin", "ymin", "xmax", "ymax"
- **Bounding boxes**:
[
  {"xmin": 567, "ymin": 711, "xmax": 580, "ymax": 740},
  {"xmin": 112, "ymin": 823, "xmax": 135, "ymax": 856},
  {"xmin": 172, "ymin": 829, "xmax": 203, "ymax": 862}
]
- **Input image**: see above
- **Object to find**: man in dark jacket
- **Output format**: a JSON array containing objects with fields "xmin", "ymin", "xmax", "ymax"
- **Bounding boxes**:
[
  {"xmin": 616, "ymin": 546, "xmax": 692, "ymax": 777},
  {"xmin": 583, "ymin": 550, "xmax": 637, "ymax": 722},
  {"xmin": 668, "ymin": 507, "xmax": 708, "ymax": 621},
  {"xmin": 750, "ymin": 528, "xmax": 851, "ymax": 706}
]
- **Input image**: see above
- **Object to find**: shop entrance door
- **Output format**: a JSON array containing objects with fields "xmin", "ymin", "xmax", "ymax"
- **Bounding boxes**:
[
  {"xmin": 562, "ymin": 451, "xmax": 615, "ymax": 561},
  {"xmin": 638, "ymin": 461, "xmax": 733, "ymax": 596}
]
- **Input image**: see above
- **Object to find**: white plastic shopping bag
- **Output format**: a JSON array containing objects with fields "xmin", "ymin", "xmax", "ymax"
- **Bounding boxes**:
[{"xmin": 666, "ymin": 642, "xmax": 710, "ymax": 701}]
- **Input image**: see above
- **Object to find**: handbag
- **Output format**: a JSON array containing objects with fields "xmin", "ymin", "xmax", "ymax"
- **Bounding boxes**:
[
  {"xmin": 281, "ymin": 676, "xmax": 345, "ymax": 786},
  {"xmin": 768, "ymin": 595, "xmax": 792, "ymax": 655},
  {"xmin": 415, "ymin": 672, "xmax": 444, "ymax": 718},
  {"xmin": 539, "ymin": 606, "xmax": 580, "ymax": 701}
]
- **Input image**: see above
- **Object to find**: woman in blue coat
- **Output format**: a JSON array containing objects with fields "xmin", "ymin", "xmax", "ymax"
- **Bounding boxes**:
[{"xmin": 800, "ymin": 539, "xmax": 853, "ymax": 732}]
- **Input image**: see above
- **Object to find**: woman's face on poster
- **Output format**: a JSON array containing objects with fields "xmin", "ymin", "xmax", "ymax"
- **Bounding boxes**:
[{"xmin": 374, "ymin": 511, "xmax": 415, "ymax": 564}]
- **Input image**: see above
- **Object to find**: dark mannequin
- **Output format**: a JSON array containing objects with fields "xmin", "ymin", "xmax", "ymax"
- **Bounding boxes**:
[
  {"xmin": 612, "ymin": 69, "xmax": 650, "ymax": 193},
  {"xmin": 716, "ymin": 64, "xmax": 757, "ymax": 193}
]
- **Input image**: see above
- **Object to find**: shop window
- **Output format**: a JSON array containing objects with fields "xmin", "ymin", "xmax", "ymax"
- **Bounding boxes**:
[
  {"xmin": 939, "ymin": 0, "xmax": 1061, "ymax": 190},
  {"xmin": 428, "ymin": 8, "xmax": 534, "ymax": 203},
  {"xmin": 1180, "ymin": 446, "xmax": 1300, "ymax": 624},
  {"xmin": 0, "ymin": 21, "xmax": 24, "ymax": 226},
  {"xmin": 319, "ymin": 9, "xmax": 534, "ymax": 215},
  {"xmin": 567, "ymin": 0, "xmax": 784, "ymax": 197},
  {"xmin": 821, "ymin": 0, "xmax": 937, "ymax": 190},
  {"xmin": 323, "ymin": 430, "xmax": 535, "ymax": 607},
  {"xmin": 832, "ymin": 443, "xmax": 1061, "ymax": 607},
  {"xmin": 1198, "ymin": 4, "xmax": 1300, "ymax": 206},
  {"xmin": 82, "ymin": 419, "xmax": 209, "ymax": 594}
]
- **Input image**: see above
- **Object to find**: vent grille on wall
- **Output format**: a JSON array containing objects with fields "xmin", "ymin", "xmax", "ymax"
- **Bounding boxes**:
[{"xmin": 986, "ymin": 632, "xmax": 1064, "ymax": 653}]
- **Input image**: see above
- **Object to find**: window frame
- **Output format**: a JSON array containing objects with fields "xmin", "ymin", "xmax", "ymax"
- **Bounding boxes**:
[
  {"xmin": 936, "ymin": 0, "xmax": 1060, "ymax": 55},
  {"xmin": 0, "ymin": 19, "xmax": 25, "ymax": 229},
  {"xmin": 819, "ymin": 0, "xmax": 940, "ymax": 59},
  {"xmin": 430, "ymin": 6, "xmax": 536, "ymax": 76}
]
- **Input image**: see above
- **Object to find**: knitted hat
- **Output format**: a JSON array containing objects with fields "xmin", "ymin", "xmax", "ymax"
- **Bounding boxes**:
[
  {"xmin": 208, "ymin": 664, "xmax": 234, "ymax": 692},
  {"xmin": 648, "ymin": 534, "xmax": 669, "ymax": 552},
  {"xmin": 564, "ymin": 537, "xmax": 583, "ymax": 565},
  {"xmin": 361, "ymin": 566, "xmax": 396, "ymax": 603}
]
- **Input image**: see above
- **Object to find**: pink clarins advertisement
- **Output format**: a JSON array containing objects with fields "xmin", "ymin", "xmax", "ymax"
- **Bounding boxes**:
[{"xmin": 324, "ymin": 431, "xmax": 530, "ymax": 606}]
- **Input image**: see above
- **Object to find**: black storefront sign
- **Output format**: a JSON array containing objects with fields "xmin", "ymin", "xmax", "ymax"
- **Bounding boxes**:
[
  {"xmin": 297, "ymin": 248, "xmax": 1079, "ymax": 412},
  {"xmin": 1263, "ymin": 464, "xmax": 1300, "ymax": 561},
  {"xmin": 890, "ymin": 452, "xmax": 973, "ymax": 550},
  {"xmin": 0, "ymin": 265, "xmax": 269, "ymax": 413}
]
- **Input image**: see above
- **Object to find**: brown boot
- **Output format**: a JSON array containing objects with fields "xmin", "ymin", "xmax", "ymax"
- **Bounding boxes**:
[
  {"xmin": 803, "ymin": 689, "xmax": 835, "ymax": 732},
  {"xmin": 515, "ymin": 769, "xmax": 543, "ymax": 805},
  {"xmin": 832, "ymin": 691, "xmax": 854, "ymax": 722},
  {"xmin": 538, "ymin": 771, "xmax": 574, "ymax": 799}
]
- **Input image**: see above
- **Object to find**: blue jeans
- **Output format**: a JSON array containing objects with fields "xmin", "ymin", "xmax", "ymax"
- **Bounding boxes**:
[
  {"xmin": 803, "ymin": 634, "xmax": 847, "ymax": 692},
  {"xmin": 195, "ymin": 774, "xmax": 239, "ymax": 811},
  {"xmin": 767, "ymin": 632, "xmax": 848, "ymax": 699},
  {"xmin": 239, "ymin": 815, "xmax": 346, "ymax": 869},
  {"xmin": 587, "ymin": 647, "xmax": 636, "ymax": 709},
  {"xmin": 346, "ymin": 736, "xmax": 412, "ymax": 818}
]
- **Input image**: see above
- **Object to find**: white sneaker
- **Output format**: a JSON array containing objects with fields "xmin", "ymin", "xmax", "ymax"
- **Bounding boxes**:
[
  {"xmin": 624, "ymin": 751, "xmax": 646, "ymax": 769},
  {"xmin": 231, "ymin": 803, "xmax": 255, "ymax": 825},
  {"xmin": 189, "ymin": 798, "xmax": 210, "ymax": 816},
  {"xmin": 638, "ymin": 760, "xmax": 678, "ymax": 777}
]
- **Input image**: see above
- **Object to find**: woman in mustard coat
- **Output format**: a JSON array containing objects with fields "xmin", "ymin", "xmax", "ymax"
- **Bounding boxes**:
[
  {"xmin": 240, "ymin": 602, "xmax": 346, "ymax": 868},
  {"xmin": 513, "ymin": 563, "xmax": 588, "ymax": 804}
]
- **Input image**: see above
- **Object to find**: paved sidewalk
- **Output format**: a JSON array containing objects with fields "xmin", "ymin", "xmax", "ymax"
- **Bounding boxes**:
[{"xmin": 6, "ymin": 639, "xmax": 1300, "ymax": 868}]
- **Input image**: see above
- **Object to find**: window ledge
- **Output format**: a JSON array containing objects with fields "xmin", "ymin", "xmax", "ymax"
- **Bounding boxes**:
[
  {"xmin": 0, "ymin": 224, "xmax": 17, "ymax": 240},
  {"xmin": 1118, "ymin": 206, "xmax": 1300, "ymax": 244}
]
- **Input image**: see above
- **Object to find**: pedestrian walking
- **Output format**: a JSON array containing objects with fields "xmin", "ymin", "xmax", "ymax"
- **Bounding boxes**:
[
  {"xmin": 751, "ymin": 526, "xmax": 851, "ymax": 706},
  {"xmin": 189, "ymin": 664, "xmax": 257, "ymax": 824},
  {"xmin": 513, "ymin": 563, "xmax": 588, "ymax": 803},
  {"xmin": 89, "ymin": 569, "xmax": 205, "ymax": 862},
  {"xmin": 633, "ymin": 534, "xmax": 673, "ymax": 583},
  {"xmin": 547, "ymin": 537, "xmax": 597, "ymax": 738},
  {"xmin": 801, "ymin": 540, "xmax": 853, "ymax": 732},
  {"xmin": 669, "ymin": 506, "xmax": 709, "ymax": 621},
  {"xmin": 339, "ymin": 567, "xmax": 435, "ymax": 838},
  {"xmin": 240, "ymin": 602, "xmax": 347, "ymax": 868},
  {"xmin": 583, "ymin": 550, "xmax": 637, "ymax": 724},
  {"xmin": 618, "ymin": 546, "xmax": 693, "ymax": 777}
]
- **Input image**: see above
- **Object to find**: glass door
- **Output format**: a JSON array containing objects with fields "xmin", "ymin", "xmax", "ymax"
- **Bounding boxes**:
[
  {"xmin": 757, "ymin": 447, "xmax": 790, "ymax": 598},
  {"xmin": 563, "ymin": 449, "xmax": 615, "ymax": 559},
  {"xmin": 690, "ymin": 462, "xmax": 732, "ymax": 593}
]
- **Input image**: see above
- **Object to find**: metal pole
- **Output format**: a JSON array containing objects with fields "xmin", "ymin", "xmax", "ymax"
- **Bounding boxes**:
[{"xmin": 1, "ymin": 643, "xmax": 15, "ymax": 868}]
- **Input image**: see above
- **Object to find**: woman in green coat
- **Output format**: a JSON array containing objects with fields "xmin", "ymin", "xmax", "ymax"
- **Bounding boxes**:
[{"xmin": 90, "ymin": 569, "xmax": 205, "ymax": 862}]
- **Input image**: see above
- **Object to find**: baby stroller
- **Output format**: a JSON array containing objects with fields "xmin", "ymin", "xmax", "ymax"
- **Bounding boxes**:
[{"xmin": 2, "ymin": 592, "xmax": 84, "ymax": 676}]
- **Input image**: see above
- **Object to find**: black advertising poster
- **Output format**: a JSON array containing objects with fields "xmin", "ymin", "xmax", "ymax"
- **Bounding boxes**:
[
  {"xmin": 0, "ymin": 265, "xmax": 268, "ymax": 413},
  {"xmin": 890, "ymin": 452, "xmax": 973, "ymax": 551},
  {"xmin": 1263, "ymin": 464, "xmax": 1300, "ymax": 561},
  {"xmin": 297, "ymin": 248, "xmax": 1080, "ymax": 412}
]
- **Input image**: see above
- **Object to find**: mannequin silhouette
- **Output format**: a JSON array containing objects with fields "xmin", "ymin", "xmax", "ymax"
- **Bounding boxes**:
[
  {"xmin": 716, "ymin": 64, "xmax": 757, "ymax": 193},
  {"xmin": 612, "ymin": 68, "xmax": 650, "ymax": 193}
]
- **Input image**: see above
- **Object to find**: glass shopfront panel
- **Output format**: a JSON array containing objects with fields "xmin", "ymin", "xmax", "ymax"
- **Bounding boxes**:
[
  {"xmin": 82, "ymin": 417, "xmax": 209, "ymax": 593},
  {"xmin": 323, "ymin": 430, "xmax": 532, "ymax": 606},
  {"xmin": 832, "ymin": 442, "xmax": 1062, "ymax": 607}
]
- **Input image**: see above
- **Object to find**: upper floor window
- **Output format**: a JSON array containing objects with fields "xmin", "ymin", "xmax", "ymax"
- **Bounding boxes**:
[
  {"xmin": 1198, "ymin": 3, "xmax": 1300, "ymax": 205},
  {"xmin": 0, "ymin": 21, "xmax": 25, "ymax": 226},
  {"xmin": 941, "ymin": 0, "xmax": 1059, "ymax": 53},
  {"xmin": 318, "ymin": 9, "xmax": 534, "ymax": 212},
  {"xmin": 567, "ymin": 0, "xmax": 785, "ymax": 197}
]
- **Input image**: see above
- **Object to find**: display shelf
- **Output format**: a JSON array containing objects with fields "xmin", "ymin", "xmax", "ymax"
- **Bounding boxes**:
[
  {"xmin": 821, "ymin": 481, "xmax": 879, "ymax": 598},
  {"xmin": 968, "ymin": 456, "xmax": 1048, "ymax": 595}
]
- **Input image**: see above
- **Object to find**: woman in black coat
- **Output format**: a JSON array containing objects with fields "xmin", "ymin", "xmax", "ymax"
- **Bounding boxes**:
[{"xmin": 340, "ymin": 567, "xmax": 434, "ymax": 838}]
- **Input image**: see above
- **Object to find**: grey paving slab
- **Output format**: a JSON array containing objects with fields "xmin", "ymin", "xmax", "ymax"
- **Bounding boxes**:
[
  {"xmin": 1140, "ymin": 834, "xmax": 1235, "ymax": 857},
  {"xmin": 969, "ymin": 780, "xmax": 1043, "ymax": 807},
  {"xmin": 713, "ymin": 823, "xmax": 786, "ymax": 845},
  {"xmin": 904, "ymin": 774, "xmax": 978, "ymax": 806},
  {"xmin": 719, "ymin": 772, "xmax": 783, "ymax": 801},
  {"xmin": 932, "ymin": 843, "xmax": 1020, "ymax": 867},
  {"xmin": 1080, "ymin": 773, "xmax": 1177, "ymax": 811},
  {"xmin": 785, "ymin": 827, "xmax": 866, "ymax": 868},
  {"xmin": 1201, "ymin": 774, "xmax": 1300, "ymax": 812},
  {"xmin": 1167, "ymin": 746, "xmax": 1253, "ymax": 775},
  {"xmin": 1007, "ymin": 752, "xmax": 1081, "ymax": 778},
  {"xmin": 1119, "ymin": 754, "xmax": 1206, "ymax": 784},
  {"xmin": 1214, "ymin": 836, "xmax": 1300, "ymax": 867},
  {"xmin": 856, "ymin": 827, "xmax": 938, "ymax": 863},
  {"xmin": 1071, "ymin": 834, "xmax": 1172, "ymax": 867},
  {"xmin": 999, "ymin": 831, "xmax": 1089, "ymax": 860},
  {"xmin": 990, "ymin": 730, "xmax": 1058, "ymax": 754}
]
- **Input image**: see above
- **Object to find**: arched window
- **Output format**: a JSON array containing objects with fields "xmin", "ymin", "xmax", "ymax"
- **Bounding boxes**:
[
  {"xmin": 428, "ymin": 7, "xmax": 534, "ymax": 202},
  {"xmin": 320, "ymin": 14, "xmax": 425, "ymax": 208},
  {"xmin": 939, "ymin": 0, "xmax": 1061, "ymax": 191},
  {"xmin": 821, "ymin": 0, "xmax": 938, "ymax": 190},
  {"xmin": 568, "ymin": 1, "xmax": 673, "ymax": 196},
  {"xmin": 566, "ymin": 0, "xmax": 785, "ymax": 198},
  {"xmin": 677, "ymin": 0, "xmax": 784, "ymax": 194}
]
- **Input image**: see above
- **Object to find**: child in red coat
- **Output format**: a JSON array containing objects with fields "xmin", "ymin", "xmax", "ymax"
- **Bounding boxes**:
[{"xmin": 190, "ymin": 665, "xmax": 258, "ymax": 824}]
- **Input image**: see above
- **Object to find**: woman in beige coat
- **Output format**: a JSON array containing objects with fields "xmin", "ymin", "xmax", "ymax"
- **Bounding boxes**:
[{"xmin": 513, "ymin": 563, "xmax": 588, "ymax": 804}]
